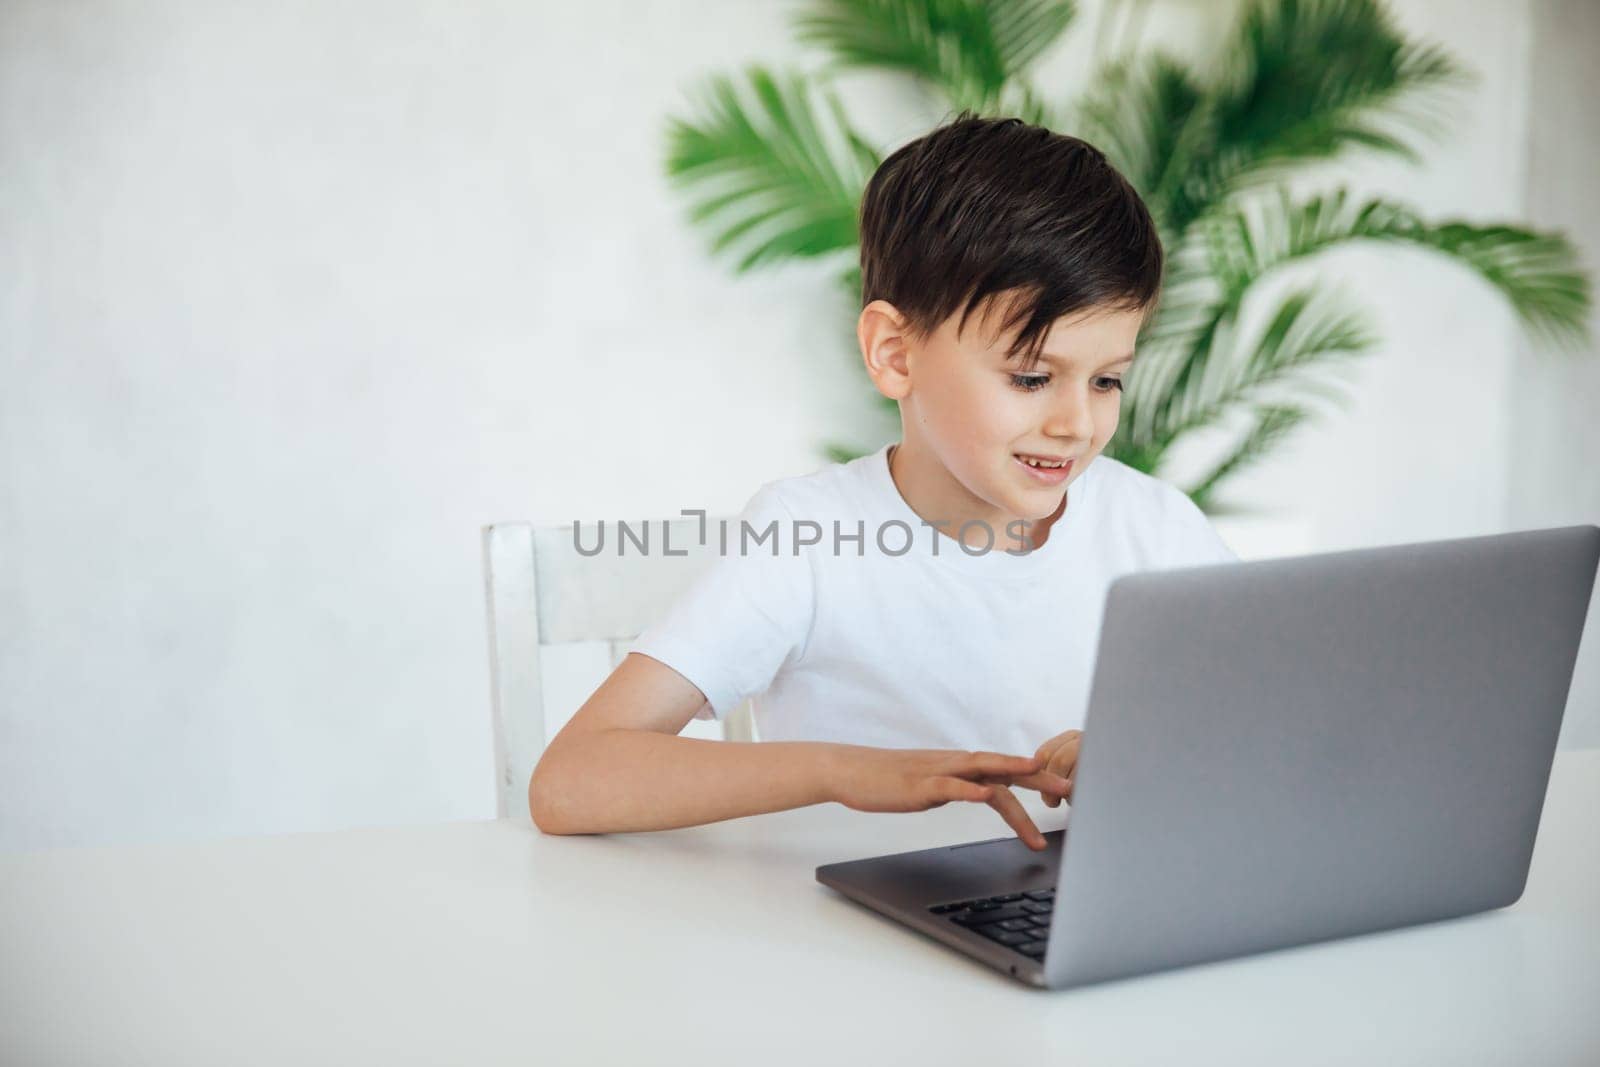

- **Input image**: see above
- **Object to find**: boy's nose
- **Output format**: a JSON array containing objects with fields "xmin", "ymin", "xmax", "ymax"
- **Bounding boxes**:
[{"xmin": 1041, "ymin": 390, "xmax": 1096, "ymax": 441}]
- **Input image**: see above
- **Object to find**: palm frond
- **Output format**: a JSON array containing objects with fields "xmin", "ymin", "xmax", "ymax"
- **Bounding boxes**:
[
  {"xmin": 1399, "ymin": 222, "xmax": 1593, "ymax": 348},
  {"xmin": 1185, "ymin": 402, "xmax": 1315, "ymax": 511},
  {"xmin": 1197, "ymin": 189, "xmax": 1593, "ymax": 345},
  {"xmin": 792, "ymin": 0, "xmax": 1075, "ymax": 111},
  {"xmin": 1153, "ymin": 283, "xmax": 1373, "ymax": 448},
  {"xmin": 664, "ymin": 66, "xmax": 880, "ymax": 272},
  {"xmin": 1125, "ymin": 291, "xmax": 1231, "ymax": 445},
  {"xmin": 1067, "ymin": 51, "xmax": 1206, "ymax": 229},
  {"xmin": 1205, "ymin": 0, "xmax": 1467, "ymax": 188},
  {"xmin": 987, "ymin": 0, "xmax": 1079, "ymax": 75}
]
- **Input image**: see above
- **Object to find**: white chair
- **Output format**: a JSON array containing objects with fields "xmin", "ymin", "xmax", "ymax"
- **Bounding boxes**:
[{"xmin": 481, "ymin": 517, "xmax": 757, "ymax": 820}]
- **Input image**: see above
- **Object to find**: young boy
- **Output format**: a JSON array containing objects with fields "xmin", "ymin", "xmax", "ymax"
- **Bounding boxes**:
[{"xmin": 529, "ymin": 113, "xmax": 1238, "ymax": 850}]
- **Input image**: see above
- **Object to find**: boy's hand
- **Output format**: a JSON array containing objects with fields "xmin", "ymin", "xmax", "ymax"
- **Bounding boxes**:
[
  {"xmin": 825, "ymin": 747, "xmax": 1073, "ymax": 851},
  {"xmin": 1033, "ymin": 729, "xmax": 1083, "ymax": 808}
]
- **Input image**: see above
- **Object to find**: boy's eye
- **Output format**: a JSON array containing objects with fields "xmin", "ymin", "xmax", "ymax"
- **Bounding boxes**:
[{"xmin": 1008, "ymin": 374, "xmax": 1124, "ymax": 393}]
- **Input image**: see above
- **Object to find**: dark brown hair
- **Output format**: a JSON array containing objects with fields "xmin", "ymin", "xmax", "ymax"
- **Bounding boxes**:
[{"xmin": 858, "ymin": 111, "xmax": 1163, "ymax": 371}]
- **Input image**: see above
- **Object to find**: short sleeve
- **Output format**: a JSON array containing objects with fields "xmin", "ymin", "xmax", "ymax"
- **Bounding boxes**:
[
  {"xmin": 1162, "ymin": 487, "xmax": 1241, "ymax": 568},
  {"xmin": 629, "ymin": 485, "xmax": 816, "ymax": 721}
]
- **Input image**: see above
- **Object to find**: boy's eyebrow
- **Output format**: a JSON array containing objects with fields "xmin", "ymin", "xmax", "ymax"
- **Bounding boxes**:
[{"xmin": 1031, "ymin": 351, "xmax": 1136, "ymax": 369}]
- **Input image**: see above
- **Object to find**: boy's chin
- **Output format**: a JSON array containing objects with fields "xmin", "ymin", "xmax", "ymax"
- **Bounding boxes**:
[
  {"xmin": 1008, "ymin": 494, "xmax": 1065, "ymax": 522},
  {"xmin": 1030, "ymin": 489, "xmax": 1068, "ymax": 524}
]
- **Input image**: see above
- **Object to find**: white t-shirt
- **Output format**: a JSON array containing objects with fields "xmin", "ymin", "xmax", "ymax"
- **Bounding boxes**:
[{"xmin": 631, "ymin": 442, "xmax": 1238, "ymax": 754}]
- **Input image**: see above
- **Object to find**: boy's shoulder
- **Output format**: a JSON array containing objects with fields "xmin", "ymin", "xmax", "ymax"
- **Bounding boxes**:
[
  {"xmin": 1084, "ymin": 455, "xmax": 1218, "ymax": 544},
  {"xmin": 1087, "ymin": 454, "xmax": 1230, "ymax": 564},
  {"xmin": 1086, "ymin": 453, "xmax": 1188, "ymax": 511},
  {"xmin": 739, "ymin": 447, "xmax": 887, "ymax": 523}
]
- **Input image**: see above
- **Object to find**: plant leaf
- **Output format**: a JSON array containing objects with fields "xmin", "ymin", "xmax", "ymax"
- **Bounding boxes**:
[
  {"xmin": 665, "ymin": 66, "xmax": 880, "ymax": 271},
  {"xmin": 1197, "ymin": 188, "xmax": 1593, "ymax": 346},
  {"xmin": 1067, "ymin": 51, "xmax": 1206, "ymax": 234},
  {"xmin": 1186, "ymin": 402, "xmax": 1316, "ymax": 511},
  {"xmin": 1204, "ymin": 0, "xmax": 1468, "ymax": 193},
  {"xmin": 1149, "ymin": 283, "xmax": 1372, "ymax": 456},
  {"xmin": 792, "ymin": 0, "xmax": 1076, "ymax": 111}
]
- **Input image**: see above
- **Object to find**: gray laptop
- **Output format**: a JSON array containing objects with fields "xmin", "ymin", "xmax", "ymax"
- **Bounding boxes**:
[{"xmin": 816, "ymin": 524, "xmax": 1600, "ymax": 990}]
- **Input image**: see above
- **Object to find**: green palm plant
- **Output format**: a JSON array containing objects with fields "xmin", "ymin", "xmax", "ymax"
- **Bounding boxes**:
[{"xmin": 663, "ymin": 0, "xmax": 1591, "ymax": 513}]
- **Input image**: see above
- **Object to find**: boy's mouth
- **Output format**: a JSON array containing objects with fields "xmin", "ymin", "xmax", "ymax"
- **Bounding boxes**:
[{"xmin": 1014, "ymin": 453, "xmax": 1074, "ymax": 484}]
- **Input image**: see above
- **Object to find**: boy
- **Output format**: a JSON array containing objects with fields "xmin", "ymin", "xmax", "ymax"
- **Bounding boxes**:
[{"xmin": 529, "ymin": 113, "xmax": 1238, "ymax": 849}]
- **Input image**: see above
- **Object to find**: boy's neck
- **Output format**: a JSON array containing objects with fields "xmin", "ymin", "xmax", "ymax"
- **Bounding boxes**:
[{"xmin": 886, "ymin": 442, "xmax": 1067, "ymax": 554}]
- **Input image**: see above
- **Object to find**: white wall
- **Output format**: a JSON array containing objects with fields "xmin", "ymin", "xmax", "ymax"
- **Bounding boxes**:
[
  {"xmin": 2, "ymin": 0, "xmax": 1594, "ymax": 852},
  {"xmin": 1509, "ymin": 0, "xmax": 1600, "ymax": 748}
]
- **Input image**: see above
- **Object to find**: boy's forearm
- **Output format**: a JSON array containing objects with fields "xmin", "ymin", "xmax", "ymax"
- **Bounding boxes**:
[{"xmin": 529, "ymin": 730, "xmax": 846, "ymax": 835}]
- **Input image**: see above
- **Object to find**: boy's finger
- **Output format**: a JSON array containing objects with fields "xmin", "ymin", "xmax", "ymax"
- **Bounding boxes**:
[
  {"xmin": 1037, "ymin": 729, "xmax": 1085, "ymax": 767},
  {"xmin": 990, "ymin": 769, "xmax": 1070, "ymax": 808},
  {"xmin": 985, "ymin": 785, "xmax": 1046, "ymax": 851},
  {"xmin": 961, "ymin": 751, "xmax": 1043, "ymax": 779},
  {"xmin": 1045, "ymin": 750, "xmax": 1079, "ymax": 781},
  {"xmin": 1002, "ymin": 770, "xmax": 1072, "ymax": 796},
  {"xmin": 930, "ymin": 776, "xmax": 992, "ymax": 805}
]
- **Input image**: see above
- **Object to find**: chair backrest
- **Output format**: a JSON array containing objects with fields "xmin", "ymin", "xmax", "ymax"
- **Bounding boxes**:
[{"xmin": 481, "ymin": 517, "xmax": 755, "ymax": 819}]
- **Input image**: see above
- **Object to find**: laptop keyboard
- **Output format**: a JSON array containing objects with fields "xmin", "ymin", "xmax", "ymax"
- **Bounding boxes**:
[{"xmin": 928, "ymin": 888, "xmax": 1054, "ymax": 959}]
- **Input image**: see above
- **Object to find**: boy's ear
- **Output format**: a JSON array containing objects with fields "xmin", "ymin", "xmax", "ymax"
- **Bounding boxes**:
[{"xmin": 858, "ymin": 300, "xmax": 914, "ymax": 401}]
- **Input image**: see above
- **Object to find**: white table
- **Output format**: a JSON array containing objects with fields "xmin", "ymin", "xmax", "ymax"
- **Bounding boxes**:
[{"xmin": 3, "ymin": 751, "xmax": 1597, "ymax": 1066}]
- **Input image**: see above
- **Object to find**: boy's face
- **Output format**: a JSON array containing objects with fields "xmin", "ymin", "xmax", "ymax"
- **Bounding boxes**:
[{"xmin": 861, "ymin": 293, "xmax": 1142, "ymax": 534}]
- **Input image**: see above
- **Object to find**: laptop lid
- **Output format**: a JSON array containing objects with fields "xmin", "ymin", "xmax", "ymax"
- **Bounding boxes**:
[{"xmin": 1044, "ymin": 523, "xmax": 1599, "ymax": 989}]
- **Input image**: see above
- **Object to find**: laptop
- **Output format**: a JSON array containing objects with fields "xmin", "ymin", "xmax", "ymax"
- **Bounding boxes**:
[{"xmin": 816, "ymin": 524, "xmax": 1600, "ymax": 990}]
